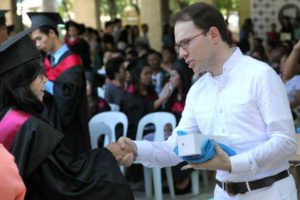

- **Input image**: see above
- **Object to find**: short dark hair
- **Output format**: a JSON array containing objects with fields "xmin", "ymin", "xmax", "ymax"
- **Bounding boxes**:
[
  {"xmin": 38, "ymin": 25, "xmax": 59, "ymax": 36},
  {"xmin": 0, "ymin": 59, "xmax": 44, "ymax": 116},
  {"xmin": 172, "ymin": 2, "xmax": 228, "ymax": 42},
  {"xmin": 105, "ymin": 21, "xmax": 113, "ymax": 29},
  {"xmin": 105, "ymin": 57, "xmax": 125, "ymax": 80}
]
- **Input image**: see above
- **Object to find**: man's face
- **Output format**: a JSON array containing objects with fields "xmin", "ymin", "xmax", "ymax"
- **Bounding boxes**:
[
  {"xmin": 68, "ymin": 26, "xmax": 79, "ymax": 37},
  {"xmin": 147, "ymin": 53, "xmax": 161, "ymax": 69},
  {"xmin": 174, "ymin": 21, "xmax": 213, "ymax": 74},
  {"xmin": 31, "ymin": 29, "xmax": 54, "ymax": 53}
]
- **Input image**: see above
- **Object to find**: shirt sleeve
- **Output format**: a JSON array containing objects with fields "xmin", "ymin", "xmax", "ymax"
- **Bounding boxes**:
[
  {"xmin": 44, "ymin": 80, "xmax": 54, "ymax": 95},
  {"xmin": 230, "ymin": 68, "xmax": 297, "ymax": 174},
  {"xmin": 134, "ymin": 85, "xmax": 200, "ymax": 167}
]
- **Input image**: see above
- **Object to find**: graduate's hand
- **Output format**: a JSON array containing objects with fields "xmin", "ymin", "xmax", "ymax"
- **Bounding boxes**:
[
  {"xmin": 181, "ymin": 142, "xmax": 232, "ymax": 172},
  {"xmin": 106, "ymin": 142, "xmax": 126, "ymax": 159},
  {"xmin": 117, "ymin": 136, "xmax": 137, "ymax": 166}
]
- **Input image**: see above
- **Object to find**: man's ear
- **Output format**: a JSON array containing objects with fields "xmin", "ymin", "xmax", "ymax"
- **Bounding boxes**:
[
  {"xmin": 208, "ymin": 26, "xmax": 221, "ymax": 44},
  {"xmin": 48, "ymin": 29, "xmax": 57, "ymax": 38}
]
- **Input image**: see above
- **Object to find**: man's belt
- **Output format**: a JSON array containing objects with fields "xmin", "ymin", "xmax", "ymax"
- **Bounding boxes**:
[{"xmin": 216, "ymin": 170, "xmax": 289, "ymax": 196}]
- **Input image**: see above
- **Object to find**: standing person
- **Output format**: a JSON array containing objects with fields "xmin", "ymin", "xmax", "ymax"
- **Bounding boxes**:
[
  {"xmin": 28, "ymin": 12, "xmax": 90, "ymax": 156},
  {"xmin": 65, "ymin": 20, "xmax": 91, "ymax": 68},
  {"xmin": 117, "ymin": 2, "xmax": 297, "ymax": 200},
  {"xmin": 0, "ymin": 10, "xmax": 8, "ymax": 43},
  {"xmin": 0, "ymin": 28, "xmax": 134, "ymax": 200},
  {"xmin": 238, "ymin": 18, "xmax": 254, "ymax": 53},
  {"xmin": 0, "ymin": 144, "xmax": 26, "ymax": 200}
]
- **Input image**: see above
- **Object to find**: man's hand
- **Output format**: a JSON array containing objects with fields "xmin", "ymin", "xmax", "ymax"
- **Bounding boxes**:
[
  {"xmin": 181, "ymin": 142, "xmax": 232, "ymax": 172},
  {"xmin": 116, "ymin": 136, "xmax": 137, "ymax": 166},
  {"xmin": 106, "ymin": 141, "xmax": 136, "ymax": 167}
]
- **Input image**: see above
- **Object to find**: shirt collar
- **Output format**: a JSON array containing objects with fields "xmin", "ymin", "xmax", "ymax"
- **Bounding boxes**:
[
  {"xmin": 208, "ymin": 47, "xmax": 244, "ymax": 88},
  {"xmin": 222, "ymin": 47, "xmax": 243, "ymax": 75},
  {"xmin": 51, "ymin": 44, "xmax": 69, "ymax": 65}
]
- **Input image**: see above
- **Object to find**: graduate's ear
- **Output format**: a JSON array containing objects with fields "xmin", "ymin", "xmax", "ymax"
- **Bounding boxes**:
[{"xmin": 48, "ymin": 29, "xmax": 57, "ymax": 38}]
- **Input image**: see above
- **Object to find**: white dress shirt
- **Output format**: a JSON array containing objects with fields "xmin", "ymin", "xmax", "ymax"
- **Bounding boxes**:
[{"xmin": 134, "ymin": 48, "xmax": 297, "ymax": 182}]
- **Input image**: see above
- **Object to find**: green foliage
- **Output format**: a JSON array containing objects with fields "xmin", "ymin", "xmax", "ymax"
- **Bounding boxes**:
[
  {"xmin": 58, "ymin": 0, "xmax": 73, "ymax": 20},
  {"xmin": 101, "ymin": 0, "xmax": 128, "ymax": 17}
]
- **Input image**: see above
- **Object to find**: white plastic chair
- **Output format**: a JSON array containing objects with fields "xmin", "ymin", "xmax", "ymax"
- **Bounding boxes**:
[
  {"xmin": 191, "ymin": 169, "xmax": 208, "ymax": 195},
  {"xmin": 90, "ymin": 111, "xmax": 128, "ymax": 143},
  {"xmin": 88, "ymin": 120, "xmax": 112, "ymax": 149},
  {"xmin": 97, "ymin": 87, "xmax": 105, "ymax": 98},
  {"xmin": 109, "ymin": 103, "xmax": 120, "ymax": 111},
  {"xmin": 89, "ymin": 112, "xmax": 128, "ymax": 173},
  {"xmin": 136, "ymin": 112, "xmax": 176, "ymax": 200}
]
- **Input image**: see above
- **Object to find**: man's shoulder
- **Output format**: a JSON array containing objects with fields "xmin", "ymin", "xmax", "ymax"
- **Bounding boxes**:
[{"xmin": 238, "ymin": 55, "xmax": 273, "ymax": 76}]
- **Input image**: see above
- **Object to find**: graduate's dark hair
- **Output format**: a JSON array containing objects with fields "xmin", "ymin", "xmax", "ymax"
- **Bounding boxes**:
[
  {"xmin": 38, "ymin": 25, "xmax": 59, "ymax": 36},
  {"xmin": 0, "ymin": 59, "xmax": 44, "ymax": 116},
  {"xmin": 105, "ymin": 56, "xmax": 124, "ymax": 80}
]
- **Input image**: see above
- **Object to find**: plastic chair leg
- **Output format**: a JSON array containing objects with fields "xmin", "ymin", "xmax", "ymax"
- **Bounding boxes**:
[
  {"xmin": 152, "ymin": 167, "xmax": 163, "ymax": 200},
  {"xmin": 143, "ymin": 167, "xmax": 153, "ymax": 199},
  {"xmin": 191, "ymin": 170, "xmax": 200, "ymax": 194},
  {"xmin": 202, "ymin": 170, "xmax": 209, "ymax": 187},
  {"xmin": 165, "ymin": 167, "xmax": 175, "ymax": 199}
]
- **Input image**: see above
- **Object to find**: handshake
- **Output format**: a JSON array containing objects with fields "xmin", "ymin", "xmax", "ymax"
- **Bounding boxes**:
[{"xmin": 106, "ymin": 136, "xmax": 137, "ymax": 167}]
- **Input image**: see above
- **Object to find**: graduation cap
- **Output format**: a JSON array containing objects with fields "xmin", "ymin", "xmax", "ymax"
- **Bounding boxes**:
[
  {"xmin": 27, "ymin": 12, "xmax": 64, "ymax": 28},
  {"xmin": 0, "ymin": 27, "xmax": 41, "ymax": 75},
  {"xmin": 0, "ymin": 10, "xmax": 9, "ymax": 26}
]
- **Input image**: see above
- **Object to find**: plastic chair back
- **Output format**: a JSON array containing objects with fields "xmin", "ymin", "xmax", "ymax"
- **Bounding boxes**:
[
  {"xmin": 109, "ymin": 103, "xmax": 120, "ymax": 111},
  {"xmin": 90, "ymin": 111, "xmax": 128, "ymax": 142},
  {"xmin": 88, "ymin": 120, "xmax": 112, "ymax": 149},
  {"xmin": 136, "ymin": 112, "xmax": 176, "ymax": 141}
]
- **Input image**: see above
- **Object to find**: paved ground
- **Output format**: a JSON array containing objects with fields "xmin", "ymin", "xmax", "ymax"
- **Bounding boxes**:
[{"xmin": 133, "ymin": 171, "xmax": 216, "ymax": 200}]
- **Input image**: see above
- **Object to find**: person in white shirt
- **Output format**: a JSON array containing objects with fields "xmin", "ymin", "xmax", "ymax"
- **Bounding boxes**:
[{"xmin": 117, "ymin": 2, "xmax": 297, "ymax": 199}]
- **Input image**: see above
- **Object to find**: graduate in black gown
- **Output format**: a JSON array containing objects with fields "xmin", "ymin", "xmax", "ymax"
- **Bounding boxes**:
[
  {"xmin": 65, "ymin": 20, "xmax": 91, "ymax": 68},
  {"xmin": 0, "ymin": 28, "xmax": 135, "ymax": 200},
  {"xmin": 27, "ymin": 12, "xmax": 90, "ymax": 156}
]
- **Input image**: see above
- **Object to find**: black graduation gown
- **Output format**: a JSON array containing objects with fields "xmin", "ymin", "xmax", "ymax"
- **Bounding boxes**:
[
  {"xmin": 67, "ymin": 38, "xmax": 91, "ymax": 68},
  {"xmin": 43, "ymin": 50, "xmax": 90, "ymax": 156},
  {"xmin": 0, "ymin": 109, "xmax": 134, "ymax": 200}
]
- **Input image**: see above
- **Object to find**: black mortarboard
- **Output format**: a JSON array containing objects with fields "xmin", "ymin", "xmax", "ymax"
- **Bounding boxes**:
[
  {"xmin": 27, "ymin": 12, "xmax": 64, "ymax": 28},
  {"xmin": 0, "ymin": 10, "xmax": 9, "ymax": 26},
  {"xmin": 0, "ymin": 27, "xmax": 41, "ymax": 75}
]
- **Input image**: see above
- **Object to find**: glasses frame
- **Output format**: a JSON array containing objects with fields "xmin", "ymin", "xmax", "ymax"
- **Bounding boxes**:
[{"xmin": 174, "ymin": 32, "xmax": 205, "ymax": 54}]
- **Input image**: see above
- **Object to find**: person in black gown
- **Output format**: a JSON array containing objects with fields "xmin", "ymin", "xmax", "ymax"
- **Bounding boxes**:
[
  {"xmin": 0, "ymin": 28, "xmax": 135, "ymax": 200},
  {"xmin": 27, "ymin": 12, "xmax": 90, "ymax": 156}
]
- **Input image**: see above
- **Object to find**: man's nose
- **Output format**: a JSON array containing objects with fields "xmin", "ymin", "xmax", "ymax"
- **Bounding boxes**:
[{"xmin": 178, "ymin": 48, "xmax": 188, "ymax": 59}]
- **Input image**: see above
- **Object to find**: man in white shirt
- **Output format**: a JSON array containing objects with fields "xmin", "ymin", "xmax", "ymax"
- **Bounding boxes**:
[{"xmin": 117, "ymin": 2, "xmax": 297, "ymax": 199}]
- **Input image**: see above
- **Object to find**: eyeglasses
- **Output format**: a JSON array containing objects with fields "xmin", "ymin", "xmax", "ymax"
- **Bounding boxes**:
[{"xmin": 174, "ymin": 32, "xmax": 205, "ymax": 54}]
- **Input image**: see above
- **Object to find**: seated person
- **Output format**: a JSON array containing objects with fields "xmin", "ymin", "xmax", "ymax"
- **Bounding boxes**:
[{"xmin": 104, "ymin": 56, "xmax": 126, "ymax": 105}]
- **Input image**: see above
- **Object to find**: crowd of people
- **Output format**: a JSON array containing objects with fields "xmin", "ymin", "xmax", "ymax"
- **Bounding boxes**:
[{"xmin": 0, "ymin": 2, "xmax": 300, "ymax": 200}]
